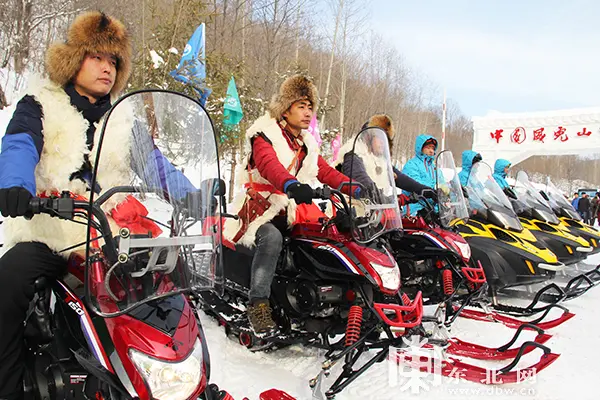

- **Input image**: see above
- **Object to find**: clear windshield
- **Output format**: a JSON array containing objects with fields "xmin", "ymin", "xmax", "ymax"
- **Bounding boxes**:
[
  {"xmin": 346, "ymin": 127, "xmax": 402, "ymax": 243},
  {"xmin": 85, "ymin": 90, "xmax": 223, "ymax": 317},
  {"xmin": 435, "ymin": 151, "xmax": 469, "ymax": 228},
  {"xmin": 467, "ymin": 162, "xmax": 523, "ymax": 231},
  {"xmin": 514, "ymin": 171, "xmax": 560, "ymax": 224},
  {"xmin": 545, "ymin": 177, "xmax": 582, "ymax": 221}
]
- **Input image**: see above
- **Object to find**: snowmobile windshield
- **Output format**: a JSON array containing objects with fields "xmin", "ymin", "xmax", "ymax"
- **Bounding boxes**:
[
  {"xmin": 84, "ymin": 90, "xmax": 223, "ymax": 317},
  {"xmin": 346, "ymin": 127, "xmax": 402, "ymax": 243},
  {"xmin": 467, "ymin": 162, "xmax": 523, "ymax": 232},
  {"xmin": 545, "ymin": 177, "xmax": 583, "ymax": 221},
  {"xmin": 514, "ymin": 171, "xmax": 560, "ymax": 225},
  {"xmin": 435, "ymin": 150, "xmax": 469, "ymax": 228}
]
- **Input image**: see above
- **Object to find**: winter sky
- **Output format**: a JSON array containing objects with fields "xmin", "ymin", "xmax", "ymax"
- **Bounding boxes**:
[{"xmin": 370, "ymin": 0, "xmax": 600, "ymax": 118}]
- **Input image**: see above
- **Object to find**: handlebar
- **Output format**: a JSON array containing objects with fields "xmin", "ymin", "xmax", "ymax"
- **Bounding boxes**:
[
  {"xmin": 28, "ymin": 193, "xmax": 119, "ymax": 263},
  {"xmin": 407, "ymin": 193, "xmax": 423, "ymax": 205}
]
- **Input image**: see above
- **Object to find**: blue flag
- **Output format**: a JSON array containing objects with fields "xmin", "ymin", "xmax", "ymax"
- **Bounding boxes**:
[
  {"xmin": 223, "ymin": 76, "xmax": 243, "ymax": 129},
  {"xmin": 170, "ymin": 23, "xmax": 211, "ymax": 106}
]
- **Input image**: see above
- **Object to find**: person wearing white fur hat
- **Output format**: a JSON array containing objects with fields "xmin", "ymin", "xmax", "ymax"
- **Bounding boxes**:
[{"xmin": 0, "ymin": 12, "xmax": 197, "ymax": 398}]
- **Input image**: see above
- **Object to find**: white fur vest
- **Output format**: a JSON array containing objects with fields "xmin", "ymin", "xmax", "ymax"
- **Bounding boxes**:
[
  {"xmin": 334, "ymin": 140, "xmax": 393, "ymax": 190},
  {"xmin": 223, "ymin": 113, "xmax": 320, "ymax": 247},
  {"xmin": 3, "ymin": 77, "xmax": 134, "ymax": 256}
]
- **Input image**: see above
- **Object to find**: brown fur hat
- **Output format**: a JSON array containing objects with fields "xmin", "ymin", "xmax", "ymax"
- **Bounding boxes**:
[
  {"xmin": 269, "ymin": 75, "xmax": 319, "ymax": 120},
  {"xmin": 45, "ymin": 11, "xmax": 132, "ymax": 95},
  {"xmin": 365, "ymin": 114, "xmax": 395, "ymax": 142}
]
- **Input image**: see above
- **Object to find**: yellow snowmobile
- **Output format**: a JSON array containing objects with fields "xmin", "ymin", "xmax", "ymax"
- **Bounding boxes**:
[
  {"xmin": 456, "ymin": 162, "xmax": 573, "ymax": 317},
  {"xmin": 510, "ymin": 171, "xmax": 593, "ymax": 266},
  {"xmin": 542, "ymin": 177, "xmax": 600, "ymax": 256}
]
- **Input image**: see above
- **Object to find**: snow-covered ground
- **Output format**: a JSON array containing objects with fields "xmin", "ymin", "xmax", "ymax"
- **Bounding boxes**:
[
  {"xmin": 0, "ymin": 219, "xmax": 599, "ymax": 399},
  {"xmin": 202, "ymin": 261, "xmax": 600, "ymax": 400},
  {"xmin": 0, "ymin": 216, "xmax": 598, "ymax": 400}
]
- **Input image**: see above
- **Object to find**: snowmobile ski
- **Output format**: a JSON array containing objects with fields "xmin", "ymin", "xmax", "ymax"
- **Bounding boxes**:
[
  {"xmin": 458, "ymin": 304, "xmax": 575, "ymax": 330},
  {"xmin": 445, "ymin": 323, "xmax": 552, "ymax": 360},
  {"xmin": 394, "ymin": 338, "xmax": 560, "ymax": 384}
]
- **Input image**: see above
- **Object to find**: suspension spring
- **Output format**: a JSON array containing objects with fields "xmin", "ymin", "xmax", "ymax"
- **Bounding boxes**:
[
  {"xmin": 442, "ymin": 269, "xmax": 454, "ymax": 296},
  {"xmin": 345, "ymin": 305, "xmax": 363, "ymax": 347},
  {"xmin": 401, "ymin": 292, "xmax": 411, "ymax": 306}
]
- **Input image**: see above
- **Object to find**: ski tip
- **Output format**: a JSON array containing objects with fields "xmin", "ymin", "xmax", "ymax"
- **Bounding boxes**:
[
  {"xmin": 535, "ymin": 312, "xmax": 576, "ymax": 330},
  {"xmin": 259, "ymin": 389, "xmax": 297, "ymax": 400}
]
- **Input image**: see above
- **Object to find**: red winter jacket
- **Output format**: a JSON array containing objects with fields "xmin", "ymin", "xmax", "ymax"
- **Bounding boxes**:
[{"xmin": 249, "ymin": 126, "xmax": 351, "ymax": 194}]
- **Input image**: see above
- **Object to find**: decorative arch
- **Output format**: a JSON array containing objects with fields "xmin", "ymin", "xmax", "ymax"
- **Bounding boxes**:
[{"xmin": 471, "ymin": 107, "xmax": 600, "ymax": 165}]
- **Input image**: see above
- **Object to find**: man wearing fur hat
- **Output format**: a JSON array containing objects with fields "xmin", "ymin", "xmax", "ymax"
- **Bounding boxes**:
[
  {"xmin": 334, "ymin": 114, "xmax": 437, "ymax": 203},
  {"xmin": 224, "ymin": 74, "xmax": 359, "ymax": 337},
  {"xmin": 0, "ymin": 12, "xmax": 196, "ymax": 398}
]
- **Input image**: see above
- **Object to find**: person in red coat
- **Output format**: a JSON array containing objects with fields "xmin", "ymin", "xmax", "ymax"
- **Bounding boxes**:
[{"xmin": 224, "ymin": 75, "xmax": 358, "ymax": 337}]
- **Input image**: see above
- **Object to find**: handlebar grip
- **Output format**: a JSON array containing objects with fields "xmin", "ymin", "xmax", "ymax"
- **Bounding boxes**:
[
  {"xmin": 313, "ymin": 186, "xmax": 331, "ymax": 200},
  {"xmin": 407, "ymin": 193, "xmax": 421, "ymax": 204},
  {"xmin": 27, "ymin": 196, "xmax": 75, "ymax": 220},
  {"xmin": 28, "ymin": 197, "xmax": 48, "ymax": 215}
]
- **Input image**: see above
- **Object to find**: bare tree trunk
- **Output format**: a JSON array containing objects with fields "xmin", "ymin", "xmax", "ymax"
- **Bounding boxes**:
[
  {"xmin": 241, "ymin": 0, "xmax": 248, "ymax": 87},
  {"xmin": 321, "ymin": 0, "xmax": 344, "ymax": 129},
  {"xmin": 14, "ymin": 0, "xmax": 33, "ymax": 74},
  {"xmin": 220, "ymin": 0, "xmax": 229, "ymax": 50},
  {"xmin": 338, "ymin": 8, "xmax": 348, "ymax": 138},
  {"xmin": 0, "ymin": 84, "xmax": 7, "ymax": 110},
  {"xmin": 294, "ymin": 0, "xmax": 301, "ymax": 65}
]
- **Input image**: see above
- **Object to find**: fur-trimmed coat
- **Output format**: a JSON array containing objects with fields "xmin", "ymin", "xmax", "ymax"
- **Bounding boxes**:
[
  {"xmin": 224, "ymin": 113, "xmax": 350, "ymax": 247},
  {"xmin": 334, "ymin": 140, "xmax": 393, "ymax": 190},
  {"xmin": 1, "ymin": 77, "xmax": 134, "ymax": 255},
  {"xmin": 334, "ymin": 139, "xmax": 429, "ymax": 195}
]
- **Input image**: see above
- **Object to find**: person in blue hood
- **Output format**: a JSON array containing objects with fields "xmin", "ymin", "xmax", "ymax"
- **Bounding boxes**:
[
  {"xmin": 401, "ymin": 134, "xmax": 438, "ymax": 214},
  {"xmin": 458, "ymin": 150, "xmax": 482, "ymax": 186},
  {"xmin": 493, "ymin": 159, "xmax": 511, "ymax": 189}
]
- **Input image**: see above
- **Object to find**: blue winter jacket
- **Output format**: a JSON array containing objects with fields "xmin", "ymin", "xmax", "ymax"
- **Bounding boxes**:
[
  {"xmin": 458, "ymin": 150, "xmax": 481, "ymax": 187},
  {"xmin": 0, "ymin": 95, "xmax": 196, "ymax": 200},
  {"xmin": 572, "ymin": 197, "xmax": 580, "ymax": 210},
  {"xmin": 401, "ymin": 134, "xmax": 437, "ymax": 214},
  {"xmin": 493, "ymin": 159, "xmax": 511, "ymax": 189}
]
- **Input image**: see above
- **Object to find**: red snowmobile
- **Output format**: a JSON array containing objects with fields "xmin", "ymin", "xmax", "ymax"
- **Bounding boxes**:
[
  {"xmin": 200, "ymin": 128, "xmax": 424, "ymax": 399},
  {"xmin": 392, "ymin": 150, "xmax": 485, "ymax": 323},
  {"xmin": 17, "ymin": 89, "xmax": 291, "ymax": 400}
]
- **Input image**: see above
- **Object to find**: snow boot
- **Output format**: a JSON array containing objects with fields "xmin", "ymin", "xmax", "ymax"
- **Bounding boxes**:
[{"xmin": 247, "ymin": 299, "xmax": 277, "ymax": 338}]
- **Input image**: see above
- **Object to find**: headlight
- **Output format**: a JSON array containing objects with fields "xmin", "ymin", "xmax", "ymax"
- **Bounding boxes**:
[
  {"xmin": 371, "ymin": 262, "xmax": 401, "ymax": 292},
  {"xmin": 537, "ymin": 209, "xmax": 560, "ymax": 225},
  {"xmin": 452, "ymin": 240, "xmax": 471, "ymax": 260},
  {"xmin": 490, "ymin": 210, "xmax": 522, "ymax": 231},
  {"xmin": 130, "ymin": 338, "xmax": 203, "ymax": 400}
]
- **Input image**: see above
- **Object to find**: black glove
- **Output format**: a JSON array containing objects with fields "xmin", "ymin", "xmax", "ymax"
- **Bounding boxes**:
[
  {"xmin": 0, "ymin": 187, "xmax": 33, "ymax": 218},
  {"xmin": 285, "ymin": 182, "xmax": 313, "ymax": 205},
  {"xmin": 461, "ymin": 186, "xmax": 470, "ymax": 199},
  {"xmin": 504, "ymin": 187, "xmax": 518, "ymax": 200},
  {"xmin": 420, "ymin": 188, "xmax": 438, "ymax": 202}
]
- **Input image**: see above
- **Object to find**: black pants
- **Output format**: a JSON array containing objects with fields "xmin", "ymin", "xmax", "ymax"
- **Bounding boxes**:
[{"xmin": 0, "ymin": 242, "xmax": 67, "ymax": 400}]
